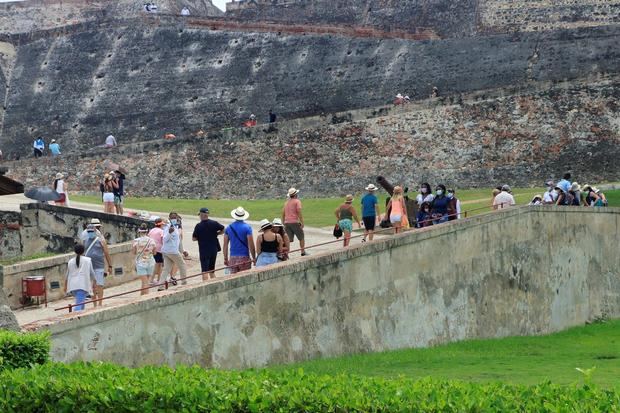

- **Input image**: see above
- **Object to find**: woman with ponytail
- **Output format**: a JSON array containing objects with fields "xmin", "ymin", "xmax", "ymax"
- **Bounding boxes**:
[{"xmin": 64, "ymin": 243, "xmax": 96, "ymax": 311}]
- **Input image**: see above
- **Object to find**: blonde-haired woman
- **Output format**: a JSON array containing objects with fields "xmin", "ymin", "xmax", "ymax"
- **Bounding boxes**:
[{"xmin": 387, "ymin": 186, "xmax": 408, "ymax": 234}]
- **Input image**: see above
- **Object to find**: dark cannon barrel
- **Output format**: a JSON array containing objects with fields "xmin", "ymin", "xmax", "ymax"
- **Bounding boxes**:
[{"xmin": 376, "ymin": 176, "xmax": 395, "ymax": 196}]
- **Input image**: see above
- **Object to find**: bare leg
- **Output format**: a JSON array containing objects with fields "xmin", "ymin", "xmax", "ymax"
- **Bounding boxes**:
[
  {"xmin": 140, "ymin": 276, "xmax": 150, "ymax": 295},
  {"xmin": 93, "ymin": 285, "xmax": 104, "ymax": 307}
]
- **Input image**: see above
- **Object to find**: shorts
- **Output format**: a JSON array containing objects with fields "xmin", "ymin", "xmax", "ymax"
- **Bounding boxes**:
[
  {"xmin": 228, "ymin": 256, "xmax": 251, "ymax": 274},
  {"xmin": 136, "ymin": 263, "xmax": 154, "ymax": 276},
  {"xmin": 200, "ymin": 253, "xmax": 217, "ymax": 273},
  {"xmin": 102, "ymin": 192, "xmax": 114, "ymax": 203},
  {"xmin": 153, "ymin": 252, "xmax": 164, "ymax": 263},
  {"xmin": 363, "ymin": 216, "xmax": 376, "ymax": 231},
  {"xmin": 338, "ymin": 219, "xmax": 353, "ymax": 234},
  {"xmin": 284, "ymin": 223, "xmax": 304, "ymax": 242},
  {"xmin": 93, "ymin": 268, "xmax": 105, "ymax": 286},
  {"xmin": 390, "ymin": 214, "xmax": 402, "ymax": 224},
  {"xmin": 114, "ymin": 195, "xmax": 123, "ymax": 205}
]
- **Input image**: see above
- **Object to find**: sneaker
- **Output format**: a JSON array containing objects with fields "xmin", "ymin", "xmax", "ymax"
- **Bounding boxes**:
[
  {"xmin": 170, "ymin": 277, "xmax": 178, "ymax": 286},
  {"xmin": 301, "ymin": 252, "xmax": 309, "ymax": 256},
  {"xmin": 361, "ymin": 238, "xmax": 367, "ymax": 243},
  {"xmin": 157, "ymin": 287, "xmax": 165, "ymax": 292}
]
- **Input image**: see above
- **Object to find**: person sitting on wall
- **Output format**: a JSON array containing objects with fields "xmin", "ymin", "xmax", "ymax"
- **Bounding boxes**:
[
  {"xmin": 394, "ymin": 93, "xmax": 404, "ymax": 105},
  {"xmin": 431, "ymin": 86, "xmax": 440, "ymax": 98},
  {"xmin": 243, "ymin": 114, "xmax": 257, "ymax": 127},
  {"xmin": 181, "ymin": 6, "xmax": 190, "ymax": 16},
  {"xmin": 104, "ymin": 134, "xmax": 117, "ymax": 148}
]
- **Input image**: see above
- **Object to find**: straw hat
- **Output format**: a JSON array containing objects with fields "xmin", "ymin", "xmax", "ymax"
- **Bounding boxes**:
[
  {"xmin": 231, "ymin": 206, "xmax": 250, "ymax": 221},
  {"xmin": 287, "ymin": 187, "xmax": 299, "ymax": 197},
  {"xmin": 365, "ymin": 184, "xmax": 378, "ymax": 191},
  {"xmin": 55, "ymin": 172, "xmax": 63, "ymax": 179},
  {"xmin": 90, "ymin": 218, "xmax": 102, "ymax": 227},
  {"xmin": 259, "ymin": 219, "xmax": 273, "ymax": 232},
  {"xmin": 345, "ymin": 194, "xmax": 354, "ymax": 203},
  {"xmin": 393, "ymin": 185, "xmax": 403, "ymax": 194},
  {"xmin": 570, "ymin": 182, "xmax": 581, "ymax": 192},
  {"xmin": 272, "ymin": 218, "xmax": 284, "ymax": 227}
]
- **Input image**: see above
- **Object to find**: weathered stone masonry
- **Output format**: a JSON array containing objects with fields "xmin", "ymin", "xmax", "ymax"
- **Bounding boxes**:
[
  {"xmin": 5, "ymin": 76, "xmax": 619, "ymax": 198},
  {"xmin": 0, "ymin": 17, "xmax": 619, "ymax": 155}
]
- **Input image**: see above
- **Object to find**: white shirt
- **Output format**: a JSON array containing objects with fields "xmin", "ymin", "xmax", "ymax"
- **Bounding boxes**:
[
  {"xmin": 66, "ymin": 256, "xmax": 95, "ymax": 294},
  {"xmin": 161, "ymin": 225, "xmax": 181, "ymax": 255},
  {"xmin": 493, "ymin": 191, "xmax": 516, "ymax": 209},
  {"xmin": 543, "ymin": 190, "xmax": 557, "ymax": 204},
  {"xmin": 416, "ymin": 193, "xmax": 435, "ymax": 205},
  {"xmin": 181, "ymin": 7, "xmax": 190, "ymax": 15},
  {"xmin": 105, "ymin": 135, "xmax": 117, "ymax": 146}
]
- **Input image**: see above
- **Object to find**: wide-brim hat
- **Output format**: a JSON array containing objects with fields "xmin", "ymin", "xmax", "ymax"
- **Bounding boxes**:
[
  {"xmin": 570, "ymin": 182, "xmax": 581, "ymax": 191},
  {"xmin": 90, "ymin": 218, "xmax": 102, "ymax": 226},
  {"xmin": 345, "ymin": 194, "xmax": 354, "ymax": 203},
  {"xmin": 365, "ymin": 184, "xmax": 378, "ymax": 191},
  {"xmin": 259, "ymin": 219, "xmax": 272, "ymax": 232},
  {"xmin": 532, "ymin": 194, "xmax": 543, "ymax": 201},
  {"xmin": 55, "ymin": 172, "xmax": 63, "ymax": 179},
  {"xmin": 396, "ymin": 93, "xmax": 403, "ymax": 98},
  {"xmin": 272, "ymin": 218, "xmax": 284, "ymax": 227},
  {"xmin": 231, "ymin": 207, "xmax": 250, "ymax": 221},
  {"xmin": 287, "ymin": 187, "xmax": 299, "ymax": 197}
]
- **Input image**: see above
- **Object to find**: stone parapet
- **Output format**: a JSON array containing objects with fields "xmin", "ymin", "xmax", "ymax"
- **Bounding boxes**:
[{"xmin": 23, "ymin": 206, "xmax": 620, "ymax": 368}]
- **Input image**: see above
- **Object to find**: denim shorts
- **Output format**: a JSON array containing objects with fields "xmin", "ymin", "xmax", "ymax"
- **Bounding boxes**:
[{"xmin": 93, "ymin": 268, "xmax": 105, "ymax": 286}]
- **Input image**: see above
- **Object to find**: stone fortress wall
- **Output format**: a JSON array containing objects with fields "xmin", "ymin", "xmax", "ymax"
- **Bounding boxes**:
[
  {"xmin": 0, "ymin": 1, "xmax": 618, "ymax": 195},
  {"xmin": 0, "ymin": 0, "xmax": 223, "ymax": 34},
  {"xmin": 226, "ymin": 0, "xmax": 620, "ymax": 36},
  {"xmin": 4, "ymin": 75, "xmax": 619, "ymax": 198},
  {"xmin": 0, "ymin": 16, "xmax": 619, "ymax": 156}
]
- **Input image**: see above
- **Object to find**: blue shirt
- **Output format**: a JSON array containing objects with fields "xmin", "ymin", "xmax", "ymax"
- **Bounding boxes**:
[
  {"xmin": 557, "ymin": 179, "xmax": 571, "ymax": 194},
  {"xmin": 432, "ymin": 196, "xmax": 450, "ymax": 215},
  {"xmin": 225, "ymin": 221, "xmax": 253, "ymax": 257},
  {"xmin": 361, "ymin": 193, "xmax": 378, "ymax": 217},
  {"xmin": 49, "ymin": 143, "xmax": 61, "ymax": 155}
]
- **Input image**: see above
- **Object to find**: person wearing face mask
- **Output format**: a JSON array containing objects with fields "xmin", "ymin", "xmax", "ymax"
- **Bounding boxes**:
[
  {"xmin": 542, "ymin": 181, "xmax": 557, "ymax": 205},
  {"xmin": 447, "ymin": 189, "xmax": 461, "ymax": 220},
  {"xmin": 493, "ymin": 185, "xmax": 516, "ymax": 209},
  {"xmin": 416, "ymin": 202, "xmax": 433, "ymax": 228},
  {"xmin": 160, "ymin": 215, "xmax": 187, "ymax": 288},
  {"xmin": 416, "ymin": 182, "xmax": 434, "ymax": 206},
  {"xmin": 431, "ymin": 184, "xmax": 450, "ymax": 224}
]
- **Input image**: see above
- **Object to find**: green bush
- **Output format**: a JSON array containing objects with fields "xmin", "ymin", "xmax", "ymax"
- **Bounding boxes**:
[
  {"xmin": 0, "ymin": 330, "xmax": 50, "ymax": 370},
  {"xmin": 0, "ymin": 362, "xmax": 618, "ymax": 412}
]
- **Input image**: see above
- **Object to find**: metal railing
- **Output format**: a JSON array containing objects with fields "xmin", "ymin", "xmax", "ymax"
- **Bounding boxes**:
[{"xmin": 55, "ymin": 202, "xmax": 503, "ymax": 313}]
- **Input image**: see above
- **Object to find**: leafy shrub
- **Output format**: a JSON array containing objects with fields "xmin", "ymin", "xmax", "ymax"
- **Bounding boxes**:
[
  {"xmin": 0, "ymin": 330, "xmax": 49, "ymax": 370},
  {"xmin": 0, "ymin": 363, "xmax": 619, "ymax": 412}
]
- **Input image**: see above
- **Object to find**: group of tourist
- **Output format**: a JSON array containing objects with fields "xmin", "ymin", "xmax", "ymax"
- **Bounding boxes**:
[
  {"xmin": 62, "ymin": 173, "xmax": 610, "ymax": 311},
  {"xmin": 99, "ymin": 170, "xmax": 125, "ymax": 215},
  {"xmin": 527, "ymin": 173, "xmax": 608, "ymax": 207}
]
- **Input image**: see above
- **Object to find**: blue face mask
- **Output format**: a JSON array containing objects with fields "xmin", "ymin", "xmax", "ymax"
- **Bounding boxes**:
[
  {"xmin": 447, "ymin": 193, "xmax": 454, "ymax": 199},
  {"xmin": 170, "ymin": 219, "xmax": 177, "ymax": 226},
  {"xmin": 87, "ymin": 232, "xmax": 96, "ymax": 239}
]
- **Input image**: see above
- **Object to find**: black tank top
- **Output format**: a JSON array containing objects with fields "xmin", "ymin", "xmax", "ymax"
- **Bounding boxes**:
[{"xmin": 261, "ymin": 235, "xmax": 279, "ymax": 253}]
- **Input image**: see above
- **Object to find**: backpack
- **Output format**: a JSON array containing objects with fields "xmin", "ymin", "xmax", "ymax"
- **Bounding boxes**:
[{"xmin": 561, "ymin": 192, "xmax": 574, "ymax": 206}]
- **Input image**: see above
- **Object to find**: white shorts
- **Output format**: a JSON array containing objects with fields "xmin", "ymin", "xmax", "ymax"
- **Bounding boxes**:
[
  {"xmin": 390, "ymin": 214, "xmax": 402, "ymax": 224},
  {"xmin": 103, "ymin": 192, "xmax": 114, "ymax": 202}
]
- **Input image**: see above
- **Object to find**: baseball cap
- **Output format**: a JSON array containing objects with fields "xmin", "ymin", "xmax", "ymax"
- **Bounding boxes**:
[{"xmin": 199, "ymin": 207, "xmax": 209, "ymax": 214}]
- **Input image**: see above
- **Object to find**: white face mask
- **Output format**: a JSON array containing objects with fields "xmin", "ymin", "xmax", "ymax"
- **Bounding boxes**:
[{"xmin": 436, "ymin": 190, "xmax": 443, "ymax": 196}]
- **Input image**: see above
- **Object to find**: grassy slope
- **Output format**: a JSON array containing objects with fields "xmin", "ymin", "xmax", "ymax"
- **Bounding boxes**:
[
  {"xmin": 72, "ymin": 188, "xmax": 619, "ymax": 227},
  {"xmin": 72, "ymin": 187, "xmax": 571, "ymax": 227},
  {"xmin": 269, "ymin": 320, "xmax": 620, "ymax": 387}
]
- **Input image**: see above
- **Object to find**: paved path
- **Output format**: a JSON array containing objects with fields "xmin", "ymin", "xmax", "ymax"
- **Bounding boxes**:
[{"xmin": 1, "ymin": 194, "xmax": 386, "ymax": 326}]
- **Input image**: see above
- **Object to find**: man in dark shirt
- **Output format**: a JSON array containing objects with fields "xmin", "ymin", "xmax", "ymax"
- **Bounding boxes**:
[
  {"xmin": 112, "ymin": 171, "xmax": 126, "ymax": 215},
  {"xmin": 192, "ymin": 207, "xmax": 225, "ymax": 280}
]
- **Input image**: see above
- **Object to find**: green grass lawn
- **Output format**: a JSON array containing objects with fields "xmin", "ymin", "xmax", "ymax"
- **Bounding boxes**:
[
  {"xmin": 268, "ymin": 320, "xmax": 620, "ymax": 388},
  {"xmin": 72, "ymin": 188, "xmax": 619, "ymax": 228}
]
